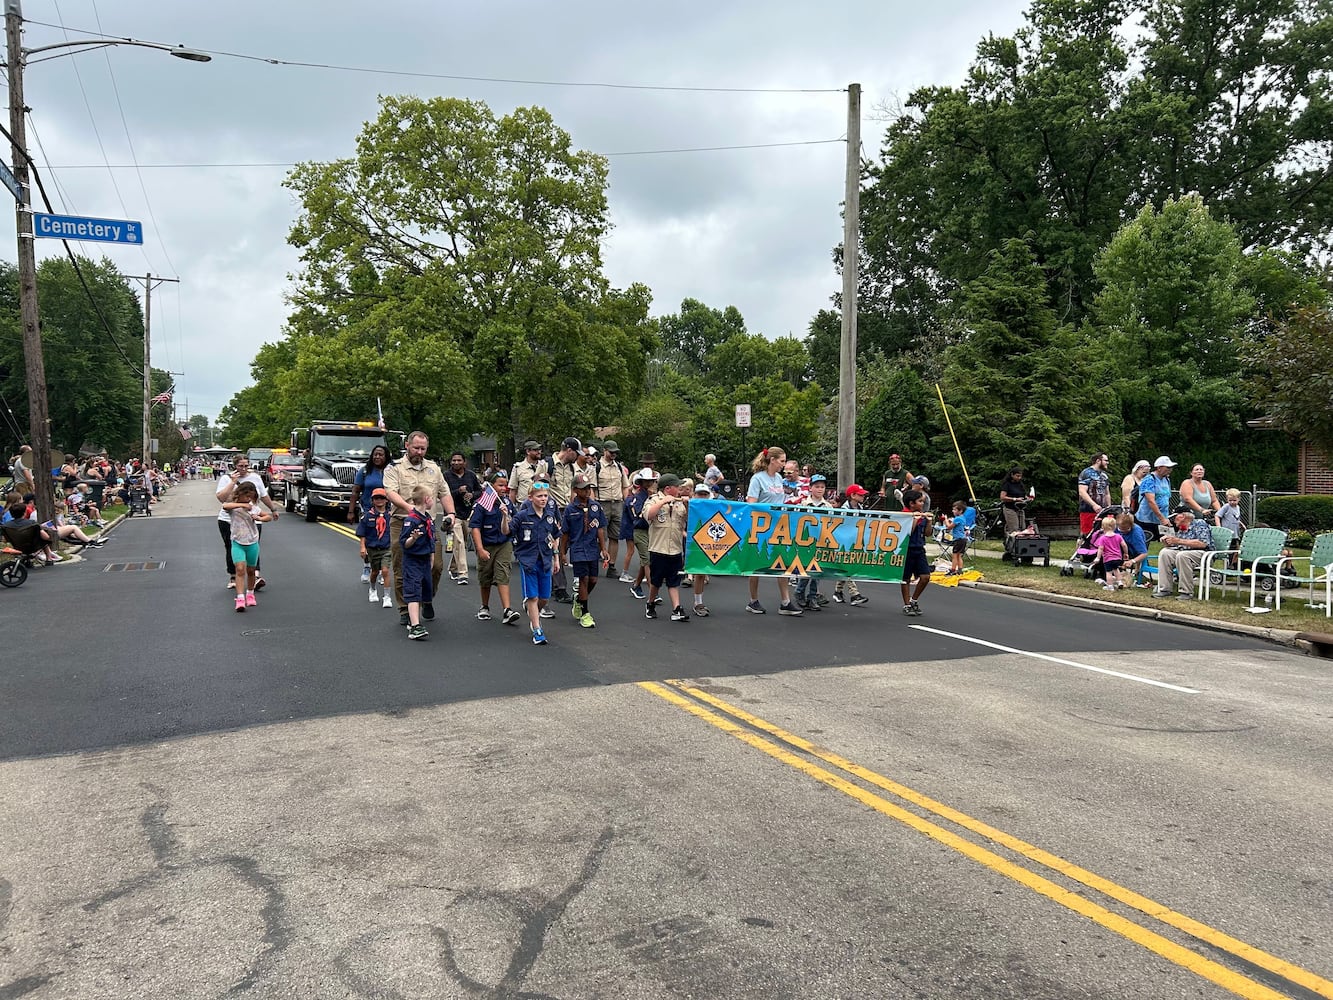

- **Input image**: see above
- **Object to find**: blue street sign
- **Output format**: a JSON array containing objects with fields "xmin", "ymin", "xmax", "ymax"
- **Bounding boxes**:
[
  {"xmin": 32, "ymin": 212, "xmax": 143, "ymax": 245},
  {"xmin": 0, "ymin": 161, "xmax": 20, "ymax": 203}
]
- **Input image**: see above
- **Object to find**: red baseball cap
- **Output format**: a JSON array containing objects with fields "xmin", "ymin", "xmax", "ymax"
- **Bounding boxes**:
[
  {"xmin": 845, "ymin": 484, "xmax": 869, "ymax": 496},
  {"xmin": 889, "ymin": 453, "xmax": 901, "ymax": 460}
]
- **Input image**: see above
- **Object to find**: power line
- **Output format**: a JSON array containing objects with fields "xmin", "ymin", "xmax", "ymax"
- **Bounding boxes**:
[{"xmin": 23, "ymin": 18, "xmax": 844, "ymax": 95}]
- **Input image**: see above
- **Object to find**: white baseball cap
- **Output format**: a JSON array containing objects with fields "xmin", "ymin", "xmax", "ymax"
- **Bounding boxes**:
[{"xmin": 1153, "ymin": 456, "xmax": 1177, "ymax": 468}]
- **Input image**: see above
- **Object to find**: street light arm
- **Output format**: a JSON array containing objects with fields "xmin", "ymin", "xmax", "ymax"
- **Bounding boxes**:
[{"xmin": 22, "ymin": 38, "xmax": 211, "ymax": 64}]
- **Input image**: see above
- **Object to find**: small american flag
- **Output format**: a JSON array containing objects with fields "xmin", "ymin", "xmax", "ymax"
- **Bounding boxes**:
[
  {"xmin": 475, "ymin": 485, "xmax": 498, "ymax": 512},
  {"xmin": 179, "ymin": 424, "xmax": 192, "ymax": 440},
  {"xmin": 151, "ymin": 391, "xmax": 172, "ymax": 404}
]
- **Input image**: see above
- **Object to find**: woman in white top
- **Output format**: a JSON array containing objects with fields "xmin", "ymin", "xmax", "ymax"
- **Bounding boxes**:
[{"xmin": 744, "ymin": 446, "xmax": 803, "ymax": 616}]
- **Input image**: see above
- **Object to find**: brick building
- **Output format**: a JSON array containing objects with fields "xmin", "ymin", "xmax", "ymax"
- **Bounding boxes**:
[{"xmin": 1298, "ymin": 442, "xmax": 1333, "ymax": 495}]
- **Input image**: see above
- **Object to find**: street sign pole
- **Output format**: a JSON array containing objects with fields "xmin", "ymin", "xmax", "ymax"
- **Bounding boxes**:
[{"xmin": 735, "ymin": 403, "xmax": 752, "ymax": 480}]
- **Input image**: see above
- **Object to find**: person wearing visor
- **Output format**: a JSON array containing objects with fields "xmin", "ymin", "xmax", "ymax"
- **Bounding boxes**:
[{"xmin": 513, "ymin": 479, "xmax": 561, "ymax": 645}]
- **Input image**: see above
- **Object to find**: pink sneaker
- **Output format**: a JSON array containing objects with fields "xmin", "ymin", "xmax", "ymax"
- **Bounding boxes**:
[
  {"xmin": 234, "ymin": 596, "xmax": 246, "ymax": 613},
  {"xmin": 245, "ymin": 593, "xmax": 257, "ymax": 607}
]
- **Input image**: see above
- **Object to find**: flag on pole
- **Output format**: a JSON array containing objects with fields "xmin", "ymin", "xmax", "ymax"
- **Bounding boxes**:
[
  {"xmin": 475, "ymin": 484, "xmax": 498, "ymax": 512},
  {"xmin": 151, "ymin": 391, "xmax": 173, "ymax": 404},
  {"xmin": 376, "ymin": 397, "xmax": 386, "ymax": 431},
  {"xmin": 179, "ymin": 425, "xmax": 192, "ymax": 440}
]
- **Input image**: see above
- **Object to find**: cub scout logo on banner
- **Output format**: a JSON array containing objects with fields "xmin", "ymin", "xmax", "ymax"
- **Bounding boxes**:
[{"xmin": 684, "ymin": 499, "xmax": 919, "ymax": 584}]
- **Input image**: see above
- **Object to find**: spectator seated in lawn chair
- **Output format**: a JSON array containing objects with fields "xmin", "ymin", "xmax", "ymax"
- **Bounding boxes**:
[
  {"xmin": 68, "ymin": 483, "xmax": 107, "ymax": 527},
  {"xmin": 43, "ymin": 502, "xmax": 106, "ymax": 551},
  {"xmin": 3, "ymin": 504, "xmax": 62, "ymax": 564}
]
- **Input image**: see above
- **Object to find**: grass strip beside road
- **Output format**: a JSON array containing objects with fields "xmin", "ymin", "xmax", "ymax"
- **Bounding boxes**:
[{"xmin": 639, "ymin": 680, "xmax": 1333, "ymax": 1000}]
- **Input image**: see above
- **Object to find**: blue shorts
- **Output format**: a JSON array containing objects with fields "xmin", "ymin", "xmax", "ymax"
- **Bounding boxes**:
[
  {"xmin": 401, "ymin": 554, "xmax": 434, "ymax": 604},
  {"xmin": 571, "ymin": 559, "xmax": 599, "ymax": 580},
  {"xmin": 520, "ymin": 565, "xmax": 552, "ymax": 602},
  {"xmin": 903, "ymin": 548, "xmax": 931, "ymax": 581},
  {"xmin": 230, "ymin": 540, "xmax": 259, "ymax": 566}
]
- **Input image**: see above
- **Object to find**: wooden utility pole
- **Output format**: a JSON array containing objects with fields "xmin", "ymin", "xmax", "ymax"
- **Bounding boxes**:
[
  {"xmin": 836, "ymin": 83, "xmax": 861, "ymax": 495},
  {"xmin": 128, "ymin": 272, "xmax": 179, "ymax": 475}
]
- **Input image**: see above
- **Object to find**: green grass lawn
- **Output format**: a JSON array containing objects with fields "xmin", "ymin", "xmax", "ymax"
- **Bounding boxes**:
[{"xmin": 961, "ymin": 548, "xmax": 1331, "ymax": 631}]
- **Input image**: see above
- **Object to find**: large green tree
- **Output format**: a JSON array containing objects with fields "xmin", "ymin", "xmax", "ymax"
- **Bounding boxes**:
[
  {"xmin": 266, "ymin": 96, "xmax": 654, "ymax": 459},
  {"xmin": 1245, "ymin": 306, "xmax": 1333, "ymax": 462}
]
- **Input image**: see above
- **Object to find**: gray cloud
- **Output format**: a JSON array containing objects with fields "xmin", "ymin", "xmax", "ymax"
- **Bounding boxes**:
[{"xmin": 18, "ymin": 0, "xmax": 1027, "ymax": 422}]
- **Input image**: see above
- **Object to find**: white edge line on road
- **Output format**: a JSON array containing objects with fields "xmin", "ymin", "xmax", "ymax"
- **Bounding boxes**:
[{"xmin": 908, "ymin": 625, "xmax": 1201, "ymax": 694}]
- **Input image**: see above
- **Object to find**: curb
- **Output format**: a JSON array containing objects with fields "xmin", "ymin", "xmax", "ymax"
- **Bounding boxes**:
[{"xmin": 964, "ymin": 580, "xmax": 1303, "ymax": 649}]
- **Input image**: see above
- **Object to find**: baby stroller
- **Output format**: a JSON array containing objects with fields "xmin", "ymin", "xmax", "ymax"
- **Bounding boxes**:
[{"xmin": 1058, "ymin": 505, "xmax": 1123, "ymax": 579}]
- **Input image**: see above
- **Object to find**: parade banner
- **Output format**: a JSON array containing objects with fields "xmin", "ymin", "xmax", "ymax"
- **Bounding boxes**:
[{"xmin": 683, "ymin": 498, "xmax": 920, "ymax": 583}]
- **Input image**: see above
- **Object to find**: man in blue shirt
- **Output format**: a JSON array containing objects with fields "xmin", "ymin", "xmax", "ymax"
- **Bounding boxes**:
[{"xmin": 1152, "ymin": 509, "xmax": 1213, "ymax": 600}]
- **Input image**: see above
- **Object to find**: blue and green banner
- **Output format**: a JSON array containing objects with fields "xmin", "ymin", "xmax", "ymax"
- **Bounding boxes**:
[{"xmin": 683, "ymin": 498, "xmax": 920, "ymax": 583}]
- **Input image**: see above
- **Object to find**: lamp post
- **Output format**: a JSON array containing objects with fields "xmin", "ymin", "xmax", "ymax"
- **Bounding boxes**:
[{"xmin": 4, "ymin": 0, "xmax": 207, "ymax": 518}]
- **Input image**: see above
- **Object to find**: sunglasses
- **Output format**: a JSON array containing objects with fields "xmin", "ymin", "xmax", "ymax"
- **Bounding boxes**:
[{"xmin": 531, "ymin": 483, "xmax": 551, "ymax": 491}]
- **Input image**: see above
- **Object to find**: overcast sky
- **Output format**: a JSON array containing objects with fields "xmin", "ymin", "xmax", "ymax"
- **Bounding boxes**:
[{"xmin": 12, "ymin": 0, "xmax": 1030, "ymax": 423}]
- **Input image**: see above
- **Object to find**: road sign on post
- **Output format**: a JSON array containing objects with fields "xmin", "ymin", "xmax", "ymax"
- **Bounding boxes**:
[
  {"xmin": 0, "ymin": 161, "xmax": 21, "ymax": 203},
  {"xmin": 735, "ymin": 404, "xmax": 752, "ymax": 428},
  {"xmin": 31, "ymin": 213, "xmax": 143, "ymax": 244}
]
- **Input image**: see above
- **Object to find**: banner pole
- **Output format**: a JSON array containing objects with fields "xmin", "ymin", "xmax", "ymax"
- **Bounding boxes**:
[{"xmin": 935, "ymin": 383, "xmax": 979, "ymax": 503}]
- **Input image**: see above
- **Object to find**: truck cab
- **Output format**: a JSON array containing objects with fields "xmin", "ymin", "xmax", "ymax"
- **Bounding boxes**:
[{"xmin": 289, "ymin": 421, "xmax": 388, "ymax": 522}]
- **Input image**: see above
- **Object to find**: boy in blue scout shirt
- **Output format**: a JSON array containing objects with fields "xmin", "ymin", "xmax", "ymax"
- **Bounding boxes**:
[
  {"xmin": 400, "ymin": 484, "xmax": 437, "ymax": 640},
  {"xmin": 560, "ymin": 472, "xmax": 609, "ymax": 629},
  {"xmin": 355, "ymin": 487, "xmax": 394, "ymax": 608},
  {"xmin": 513, "ymin": 479, "xmax": 561, "ymax": 645}
]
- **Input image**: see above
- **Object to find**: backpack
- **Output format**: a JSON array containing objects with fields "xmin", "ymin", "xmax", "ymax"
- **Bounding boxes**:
[{"xmin": 1129, "ymin": 483, "xmax": 1140, "ymax": 512}]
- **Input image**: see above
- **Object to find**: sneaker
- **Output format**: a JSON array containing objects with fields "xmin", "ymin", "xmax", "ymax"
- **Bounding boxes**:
[
  {"xmin": 910, "ymin": 600, "xmax": 922, "ymax": 616},
  {"xmin": 1151, "ymin": 590, "xmax": 1171, "ymax": 598},
  {"xmin": 815, "ymin": 594, "xmax": 829, "ymax": 606},
  {"xmin": 833, "ymin": 592, "xmax": 845, "ymax": 604},
  {"xmin": 45, "ymin": 552, "xmax": 63, "ymax": 563},
  {"xmin": 88, "ymin": 538, "xmax": 107, "ymax": 547},
  {"xmin": 382, "ymin": 594, "xmax": 394, "ymax": 609},
  {"xmin": 572, "ymin": 601, "xmax": 583, "ymax": 619},
  {"xmin": 1175, "ymin": 594, "xmax": 1194, "ymax": 601},
  {"xmin": 476, "ymin": 606, "xmax": 492, "ymax": 620},
  {"xmin": 670, "ymin": 606, "xmax": 689, "ymax": 622},
  {"xmin": 580, "ymin": 612, "xmax": 596, "ymax": 628},
  {"xmin": 746, "ymin": 601, "xmax": 766, "ymax": 614},
  {"xmin": 650, "ymin": 597, "xmax": 663, "ymax": 608},
  {"xmin": 554, "ymin": 590, "xmax": 573, "ymax": 604},
  {"xmin": 422, "ymin": 602, "xmax": 435, "ymax": 621},
  {"xmin": 778, "ymin": 602, "xmax": 804, "ymax": 616},
  {"xmin": 539, "ymin": 606, "xmax": 555, "ymax": 619},
  {"xmin": 369, "ymin": 588, "xmax": 379, "ymax": 603},
  {"xmin": 399, "ymin": 612, "xmax": 410, "ymax": 627},
  {"xmin": 532, "ymin": 628, "xmax": 547, "ymax": 645},
  {"xmin": 360, "ymin": 566, "xmax": 371, "ymax": 584},
  {"xmin": 902, "ymin": 604, "xmax": 917, "ymax": 616},
  {"xmin": 682, "ymin": 575, "xmax": 693, "ymax": 586},
  {"xmin": 235, "ymin": 596, "xmax": 246, "ymax": 613},
  {"xmin": 407, "ymin": 624, "xmax": 429, "ymax": 640},
  {"xmin": 619, "ymin": 573, "xmax": 635, "ymax": 584},
  {"xmin": 693, "ymin": 604, "xmax": 710, "ymax": 617},
  {"xmin": 502, "ymin": 608, "xmax": 521, "ymax": 626},
  {"xmin": 629, "ymin": 585, "xmax": 646, "ymax": 600},
  {"xmin": 448, "ymin": 572, "xmax": 459, "ymax": 583},
  {"xmin": 246, "ymin": 593, "xmax": 257, "ymax": 607},
  {"xmin": 850, "ymin": 594, "xmax": 870, "ymax": 607},
  {"xmin": 645, "ymin": 603, "xmax": 657, "ymax": 620},
  {"xmin": 226, "ymin": 579, "xmax": 235, "ymax": 589},
  {"xmin": 456, "ymin": 576, "xmax": 468, "ymax": 586},
  {"xmin": 605, "ymin": 566, "xmax": 618, "ymax": 578},
  {"xmin": 254, "ymin": 577, "xmax": 267, "ymax": 592}
]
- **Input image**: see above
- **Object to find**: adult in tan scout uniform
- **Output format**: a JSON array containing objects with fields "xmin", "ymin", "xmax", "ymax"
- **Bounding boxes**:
[
  {"xmin": 547, "ymin": 436, "xmax": 583, "ymax": 603},
  {"xmin": 383, "ymin": 430, "xmax": 457, "ymax": 625},
  {"xmin": 509, "ymin": 440, "xmax": 549, "ymax": 504},
  {"xmin": 596, "ymin": 440, "xmax": 631, "ymax": 577}
]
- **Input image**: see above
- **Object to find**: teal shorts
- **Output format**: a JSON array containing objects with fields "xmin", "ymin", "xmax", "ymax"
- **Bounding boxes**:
[{"xmin": 230, "ymin": 540, "xmax": 260, "ymax": 566}]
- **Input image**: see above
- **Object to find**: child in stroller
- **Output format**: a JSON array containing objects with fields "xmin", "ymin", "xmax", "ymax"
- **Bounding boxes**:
[{"xmin": 1059, "ymin": 505, "xmax": 1124, "ymax": 580}]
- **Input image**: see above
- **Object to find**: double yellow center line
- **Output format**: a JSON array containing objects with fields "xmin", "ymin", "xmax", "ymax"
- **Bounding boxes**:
[{"xmin": 639, "ymin": 680, "xmax": 1331, "ymax": 1000}]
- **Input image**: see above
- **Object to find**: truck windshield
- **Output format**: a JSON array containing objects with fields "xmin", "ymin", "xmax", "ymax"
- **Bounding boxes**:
[{"xmin": 311, "ymin": 433, "xmax": 385, "ymax": 460}]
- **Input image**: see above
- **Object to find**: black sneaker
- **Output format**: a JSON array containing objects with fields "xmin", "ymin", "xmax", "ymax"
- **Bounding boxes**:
[
  {"xmin": 605, "ymin": 566, "xmax": 618, "ymax": 578},
  {"xmin": 554, "ymin": 589, "xmax": 573, "ymax": 604},
  {"xmin": 645, "ymin": 603, "xmax": 657, "ymax": 620},
  {"xmin": 902, "ymin": 604, "xmax": 916, "ymax": 616},
  {"xmin": 422, "ymin": 602, "xmax": 435, "ymax": 621},
  {"xmin": 407, "ymin": 624, "xmax": 428, "ymax": 640},
  {"xmin": 502, "ymin": 608, "xmax": 521, "ymax": 626},
  {"xmin": 670, "ymin": 606, "xmax": 689, "ymax": 622},
  {"xmin": 910, "ymin": 600, "xmax": 922, "ymax": 616},
  {"xmin": 778, "ymin": 602, "xmax": 804, "ymax": 616},
  {"xmin": 850, "ymin": 594, "xmax": 870, "ymax": 607},
  {"xmin": 832, "ymin": 591, "xmax": 845, "ymax": 604},
  {"xmin": 476, "ymin": 607, "xmax": 491, "ymax": 620},
  {"xmin": 746, "ymin": 601, "xmax": 766, "ymax": 614}
]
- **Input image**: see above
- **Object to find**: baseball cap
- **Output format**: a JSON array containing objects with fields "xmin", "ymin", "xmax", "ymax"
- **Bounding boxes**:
[
  {"xmin": 657, "ymin": 473, "xmax": 683, "ymax": 489},
  {"xmin": 810, "ymin": 474, "xmax": 827, "ymax": 484},
  {"xmin": 572, "ymin": 472, "xmax": 594, "ymax": 490},
  {"xmin": 693, "ymin": 482, "xmax": 712, "ymax": 495},
  {"xmin": 889, "ymin": 453, "xmax": 902, "ymax": 460},
  {"xmin": 523, "ymin": 439, "xmax": 541, "ymax": 450},
  {"xmin": 845, "ymin": 484, "xmax": 869, "ymax": 496},
  {"xmin": 370, "ymin": 487, "xmax": 388, "ymax": 498},
  {"xmin": 602, "ymin": 440, "xmax": 619, "ymax": 452},
  {"xmin": 1154, "ymin": 456, "xmax": 1177, "ymax": 468},
  {"xmin": 634, "ymin": 468, "xmax": 658, "ymax": 482},
  {"xmin": 586, "ymin": 446, "xmax": 599, "ymax": 457},
  {"xmin": 561, "ymin": 436, "xmax": 582, "ymax": 452},
  {"xmin": 913, "ymin": 475, "xmax": 930, "ymax": 487}
]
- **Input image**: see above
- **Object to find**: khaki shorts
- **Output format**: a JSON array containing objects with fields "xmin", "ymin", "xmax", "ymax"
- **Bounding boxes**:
[
  {"xmin": 366, "ymin": 547, "xmax": 390, "ymax": 573},
  {"xmin": 633, "ymin": 528, "xmax": 649, "ymax": 564},
  {"xmin": 606, "ymin": 504, "xmax": 623, "ymax": 541},
  {"xmin": 478, "ymin": 540, "xmax": 513, "ymax": 586}
]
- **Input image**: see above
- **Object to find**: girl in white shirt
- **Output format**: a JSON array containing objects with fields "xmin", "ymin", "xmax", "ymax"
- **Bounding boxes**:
[{"xmin": 744, "ymin": 446, "xmax": 803, "ymax": 617}]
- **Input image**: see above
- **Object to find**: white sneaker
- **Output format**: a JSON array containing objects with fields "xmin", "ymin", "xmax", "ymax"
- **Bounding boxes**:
[
  {"xmin": 360, "ymin": 566, "xmax": 371, "ymax": 584},
  {"xmin": 382, "ymin": 594, "xmax": 394, "ymax": 609},
  {"xmin": 619, "ymin": 573, "xmax": 634, "ymax": 583},
  {"xmin": 369, "ymin": 588, "xmax": 379, "ymax": 602}
]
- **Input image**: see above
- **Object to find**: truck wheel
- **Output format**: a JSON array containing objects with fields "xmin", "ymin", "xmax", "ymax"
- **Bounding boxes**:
[{"xmin": 304, "ymin": 492, "xmax": 318, "ymax": 522}]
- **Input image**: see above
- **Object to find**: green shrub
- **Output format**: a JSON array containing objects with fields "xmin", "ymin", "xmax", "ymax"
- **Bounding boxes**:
[
  {"xmin": 1286, "ymin": 529, "xmax": 1314, "ymax": 550},
  {"xmin": 1255, "ymin": 495, "xmax": 1333, "ymax": 534}
]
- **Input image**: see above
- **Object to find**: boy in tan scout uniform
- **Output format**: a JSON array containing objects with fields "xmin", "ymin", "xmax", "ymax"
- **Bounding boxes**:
[{"xmin": 642, "ymin": 473, "xmax": 691, "ymax": 623}]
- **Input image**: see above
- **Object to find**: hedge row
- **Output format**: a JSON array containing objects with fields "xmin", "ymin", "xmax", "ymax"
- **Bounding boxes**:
[{"xmin": 1255, "ymin": 495, "xmax": 1333, "ymax": 534}]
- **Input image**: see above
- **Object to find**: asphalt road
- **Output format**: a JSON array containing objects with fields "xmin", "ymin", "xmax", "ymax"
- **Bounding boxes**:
[{"xmin": 1, "ymin": 479, "xmax": 1329, "ymax": 999}]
